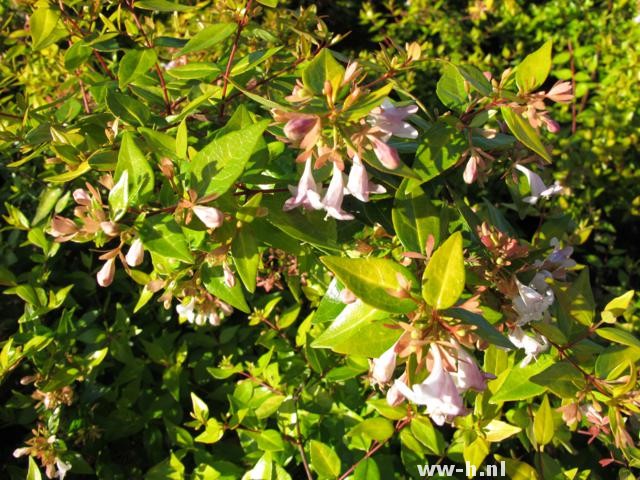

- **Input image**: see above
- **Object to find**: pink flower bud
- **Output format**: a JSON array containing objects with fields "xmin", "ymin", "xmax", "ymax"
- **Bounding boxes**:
[
  {"xmin": 463, "ymin": 156, "xmax": 478, "ymax": 184},
  {"xmin": 371, "ymin": 344, "xmax": 397, "ymax": 385},
  {"xmin": 100, "ymin": 221, "xmax": 119, "ymax": 236},
  {"xmin": 223, "ymin": 262, "xmax": 236, "ymax": 288},
  {"xmin": 283, "ymin": 116, "xmax": 318, "ymax": 143},
  {"xmin": 50, "ymin": 216, "xmax": 78, "ymax": 238},
  {"xmin": 73, "ymin": 189, "xmax": 91, "ymax": 205},
  {"xmin": 546, "ymin": 81, "xmax": 573, "ymax": 103},
  {"xmin": 369, "ymin": 136, "xmax": 401, "ymax": 169},
  {"xmin": 193, "ymin": 205, "xmax": 224, "ymax": 229},
  {"xmin": 97, "ymin": 258, "xmax": 116, "ymax": 287},
  {"xmin": 125, "ymin": 238, "xmax": 144, "ymax": 267}
]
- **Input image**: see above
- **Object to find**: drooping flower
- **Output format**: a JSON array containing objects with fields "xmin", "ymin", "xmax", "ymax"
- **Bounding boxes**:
[
  {"xmin": 176, "ymin": 298, "xmax": 221, "ymax": 326},
  {"xmin": 507, "ymin": 326, "xmax": 549, "ymax": 366},
  {"xmin": 368, "ymin": 135, "xmax": 401, "ymax": 169},
  {"xmin": 346, "ymin": 154, "xmax": 386, "ymax": 202},
  {"xmin": 545, "ymin": 81, "xmax": 573, "ymax": 103},
  {"xmin": 320, "ymin": 162, "xmax": 354, "ymax": 220},
  {"xmin": 515, "ymin": 164, "xmax": 563, "ymax": 204},
  {"xmin": 72, "ymin": 188, "xmax": 91, "ymax": 206},
  {"xmin": 368, "ymin": 99, "xmax": 419, "ymax": 139},
  {"xmin": 512, "ymin": 275, "xmax": 554, "ymax": 326},
  {"xmin": 451, "ymin": 344, "xmax": 495, "ymax": 393},
  {"xmin": 386, "ymin": 372, "xmax": 407, "ymax": 407},
  {"xmin": 371, "ymin": 343, "xmax": 398, "ymax": 385},
  {"xmin": 49, "ymin": 216, "xmax": 79, "ymax": 242},
  {"xmin": 283, "ymin": 115, "xmax": 318, "ymax": 143},
  {"xmin": 125, "ymin": 238, "xmax": 145, "ymax": 267},
  {"xmin": 393, "ymin": 346, "xmax": 466, "ymax": 425},
  {"xmin": 283, "ymin": 157, "xmax": 323, "ymax": 211},
  {"xmin": 193, "ymin": 205, "xmax": 224, "ymax": 229},
  {"xmin": 223, "ymin": 262, "xmax": 236, "ymax": 288},
  {"xmin": 463, "ymin": 154, "xmax": 479, "ymax": 184},
  {"xmin": 96, "ymin": 258, "xmax": 116, "ymax": 287}
]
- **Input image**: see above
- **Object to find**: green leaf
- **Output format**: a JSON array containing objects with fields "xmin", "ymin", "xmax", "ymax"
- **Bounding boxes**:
[
  {"xmin": 190, "ymin": 120, "xmax": 269, "ymax": 197},
  {"xmin": 410, "ymin": 416, "xmax": 445, "ymax": 456},
  {"xmin": 529, "ymin": 361, "xmax": 586, "ymax": 398},
  {"xmin": 489, "ymin": 355, "xmax": 554, "ymax": 404},
  {"xmin": 164, "ymin": 62, "xmax": 221, "ymax": 80},
  {"xmin": 108, "ymin": 170, "xmax": 129, "ymax": 221},
  {"xmin": 138, "ymin": 215, "xmax": 193, "ymax": 263},
  {"xmin": 201, "ymin": 264, "xmax": 250, "ymax": 313},
  {"xmin": 257, "ymin": 0, "xmax": 278, "ymax": 7},
  {"xmin": 501, "ymin": 107, "xmax": 551, "ymax": 162},
  {"xmin": 135, "ymin": 0, "xmax": 193, "ymax": 11},
  {"xmin": 30, "ymin": 6, "xmax": 61, "ymax": 51},
  {"xmin": 516, "ymin": 40, "xmax": 553, "ymax": 93},
  {"xmin": 414, "ymin": 120, "xmax": 466, "ymax": 181},
  {"xmin": 320, "ymin": 256, "xmax": 417, "ymax": 313},
  {"xmin": 482, "ymin": 420, "xmax": 522, "ymax": 442},
  {"xmin": 232, "ymin": 224, "xmax": 259, "ymax": 293},
  {"xmin": 145, "ymin": 453, "xmax": 185, "ymax": 480},
  {"xmin": 64, "ymin": 40, "xmax": 93, "ymax": 70},
  {"xmin": 27, "ymin": 457, "xmax": 43, "ymax": 480},
  {"xmin": 422, "ymin": 231, "xmax": 464, "ymax": 310},
  {"xmin": 106, "ymin": 91, "xmax": 151, "ymax": 126},
  {"xmin": 436, "ymin": 63, "xmax": 467, "ymax": 110},
  {"xmin": 353, "ymin": 458, "xmax": 380, "ymax": 480},
  {"xmin": 494, "ymin": 456, "xmax": 539, "ymax": 480},
  {"xmin": 533, "ymin": 395, "xmax": 554, "ymax": 447},
  {"xmin": 455, "ymin": 64, "xmax": 493, "ymax": 96},
  {"xmin": 190, "ymin": 392, "xmax": 209, "ymax": 424},
  {"xmin": 302, "ymin": 49, "xmax": 345, "ymax": 96},
  {"xmin": 596, "ymin": 327, "xmax": 640, "ymax": 350},
  {"xmin": 119, "ymin": 49, "xmax": 158, "ymax": 89},
  {"xmin": 44, "ymin": 161, "xmax": 91, "ymax": 183},
  {"xmin": 311, "ymin": 300, "xmax": 400, "ymax": 357},
  {"xmin": 176, "ymin": 119, "xmax": 188, "ymax": 159},
  {"xmin": 349, "ymin": 418, "xmax": 394, "ymax": 442},
  {"xmin": 195, "ymin": 418, "xmax": 224, "ymax": 444},
  {"xmin": 310, "ymin": 440, "xmax": 341, "ymax": 479},
  {"xmin": 392, "ymin": 180, "xmax": 443, "ymax": 254},
  {"xmin": 444, "ymin": 308, "xmax": 514, "ymax": 349},
  {"xmin": 115, "ymin": 132, "xmax": 155, "ymax": 204},
  {"xmin": 178, "ymin": 23, "xmax": 237, "ymax": 56},
  {"xmin": 602, "ymin": 290, "xmax": 635, "ymax": 323}
]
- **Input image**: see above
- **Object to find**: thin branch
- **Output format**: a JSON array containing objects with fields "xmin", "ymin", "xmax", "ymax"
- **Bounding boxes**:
[
  {"xmin": 219, "ymin": 0, "xmax": 254, "ymax": 120},
  {"xmin": 567, "ymin": 41, "xmax": 577, "ymax": 134}
]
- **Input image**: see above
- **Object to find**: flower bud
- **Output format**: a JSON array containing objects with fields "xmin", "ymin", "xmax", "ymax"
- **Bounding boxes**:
[
  {"xmin": 283, "ymin": 116, "xmax": 317, "ymax": 143},
  {"xmin": 223, "ymin": 262, "xmax": 236, "ymax": 288},
  {"xmin": 97, "ymin": 258, "xmax": 116, "ymax": 287},
  {"xmin": 193, "ymin": 205, "xmax": 224, "ymax": 229},
  {"xmin": 125, "ymin": 238, "xmax": 145, "ymax": 267},
  {"xmin": 369, "ymin": 136, "xmax": 401, "ymax": 169},
  {"xmin": 73, "ymin": 189, "xmax": 91, "ymax": 206},
  {"xmin": 100, "ymin": 221, "xmax": 119, "ymax": 236}
]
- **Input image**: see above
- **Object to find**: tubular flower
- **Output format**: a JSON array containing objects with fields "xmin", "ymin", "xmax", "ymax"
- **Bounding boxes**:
[
  {"xmin": 512, "ymin": 275, "xmax": 554, "ymax": 326},
  {"xmin": 125, "ymin": 238, "xmax": 145, "ymax": 267},
  {"xmin": 283, "ymin": 157, "xmax": 323, "ymax": 211},
  {"xmin": 97, "ymin": 258, "xmax": 116, "ymax": 287},
  {"xmin": 193, "ymin": 205, "xmax": 224, "ymax": 229},
  {"xmin": 346, "ymin": 154, "xmax": 386, "ymax": 202},
  {"xmin": 515, "ymin": 164, "xmax": 563, "ymax": 204},
  {"xmin": 393, "ymin": 346, "xmax": 466, "ymax": 425},
  {"xmin": 368, "ymin": 135, "xmax": 401, "ymax": 169},
  {"xmin": 508, "ymin": 326, "xmax": 549, "ymax": 366},
  {"xmin": 368, "ymin": 99, "xmax": 419, "ymax": 139},
  {"xmin": 176, "ymin": 298, "xmax": 222, "ymax": 327},
  {"xmin": 320, "ymin": 162, "xmax": 354, "ymax": 220},
  {"xmin": 451, "ymin": 344, "xmax": 495, "ymax": 393},
  {"xmin": 371, "ymin": 343, "xmax": 397, "ymax": 385}
]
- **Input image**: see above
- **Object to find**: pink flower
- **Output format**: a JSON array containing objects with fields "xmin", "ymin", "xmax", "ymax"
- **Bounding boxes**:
[
  {"xmin": 342, "ymin": 61, "xmax": 362, "ymax": 85},
  {"xmin": 320, "ymin": 163, "xmax": 354, "ymax": 220},
  {"xmin": 512, "ymin": 275, "xmax": 554, "ymax": 326},
  {"xmin": 545, "ymin": 81, "xmax": 573, "ymax": 103},
  {"xmin": 100, "ymin": 221, "xmax": 119, "ymax": 237},
  {"xmin": 394, "ymin": 346, "xmax": 466, "ymax": 425},
  {"xmin": 73, "ymin": 188, "xmax": 91, "ymax": 205},
  {"xmin": 49, "ymin": 216, "xmax": 78, "ymax": 241},
  {"xmin": 515, "ymin": 164, "xmax": 563, "ymax": 204},
  {"xmin": 368, "ymin": 135, "xmax": 401, "ymax": 169},
  {"xmin": 125, "ymin": 238, "xmax": 144, "ymax": 267},
  {"xmin": 368, "ymin": 99, "xmax": 419, "ymax": 139},
  {"xmin": 97, "ymin": 258, "xmax": 116, "ymax": 287},
  {"xmin": 508, "ymin": 326, "xmax": 549, "ymax": 366},
  {"xmin": 193, "ymin": 205, "xmax": 224, "ymax": 229},
  {"xmin": 386, "ymin": 372, "xmax": 407, "ymax": 406},
  {"xmin": 371, "ymin": 343, "xmax": 397, "ymax": 385},
  {"xmin": 463, "ymin": 155, "xmax": 478, "ymax": 184},
  {"xmin": 223, "ymin": 262, "xmax": 236, "ymax": 288},
  {"xmin": 451, "ymin": 345, "xmax": 495, "ymax": 393},
  {"xmin": 346, "ymin": 155, "xmax": 386, "ymax": 202},
  {"xmin": 283, "ymin": 115, "xmax": 318, "ymax": 143},
  {"xmin": 283, "ymin": 158, "xmax": 323, "ymax": 211}
]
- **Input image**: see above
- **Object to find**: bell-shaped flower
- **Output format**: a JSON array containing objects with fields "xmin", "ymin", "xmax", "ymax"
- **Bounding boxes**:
[
  {"xmin": 97, "ymin": 258, "xmax": 116, "ymax": 287},
  {"xmin": 50, "ymin": 216, "xmax": 79, "ymax": 241},
  {"xmin": 386, "ymin": 372, "xmax": 407, "ymax": 407},
  {"xmin": 125, "ymin": 238, "xmax": 145, "ymax": 267},
  {"xmin": 508, "ymin": 326, "xmax": 549, "ymax": 366},
  {"xmin": 463, "ymin": 154, "xmax": 479, "ymax": 184},
  {"xmin": 283, "ymin": 115, "xmax": 318, "ymax": 144},
  {"xmin": 452, "ymin": 345, "xmax": 495, "ymax": 393},
  {"xmin": 223, "ymin": 262, "xmax": 236, "ymax": 288},
  {"xmin": 368, "ymin": 99, "xmax": 419, "ymax": 139},
  {"xmin": 393, "ymin": 346, "xmax": 466, "ymax": 425},
  {"xmin": 284, "ymin": 158, "xmax": 324, "ymax": 211},
  {"xmin": 512, "ymin": 275, "xmax": 554, "ymax": 326},
  {"xmin": 371, "ymin": 343, "xmax": 397, "ymax": 385},
  {"xmin": 193, "ymin": 205, "xmax": 224, "ymax": 229},
  {"xmin": 73, "ymin": 188, "xmax": 92, "ymax": 206},
  {"xmin": 346, "ymin": 155, "xmax": 386, "ymax": 202},
  {"xmin": 515, "ymin": 164, "xmax": 563, "ymax": 204},
  {"xmin": 176, "ymin": 298, "xmax": 197, "ymax": 323},
  {"xmin": 368, "ymin": 135, "xmax": 401, "ymax": 170},
  {"xmin": 320, "ymin": 163, "xmax": 354, "ymax": 221},
  {"xmin": 545, "ymin": 81, "xmax": 573, "ymax": 103}
]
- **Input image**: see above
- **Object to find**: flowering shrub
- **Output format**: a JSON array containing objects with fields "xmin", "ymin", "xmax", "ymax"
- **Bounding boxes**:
[{"xmin": 0, "ymin": 1, "xmax": 639, "ymax": 479}]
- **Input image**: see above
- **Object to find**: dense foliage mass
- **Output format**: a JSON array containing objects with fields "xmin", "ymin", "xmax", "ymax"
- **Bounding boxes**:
[{"xmin": 0, "ymin": 1, "xmax": 639, "ymax": 479}]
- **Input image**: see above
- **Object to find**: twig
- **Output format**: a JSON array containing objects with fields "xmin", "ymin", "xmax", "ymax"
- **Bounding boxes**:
[
  {"xmin": 219, "ymin": 0, "xmax": 254, "ymax": 120},
  {"xmin": 77, "ymin": 71, "xmax": 91, "ymax": 113},
  {"xmin": 567, "ymin": 41, "xmax": 577, "ymax": 134}
]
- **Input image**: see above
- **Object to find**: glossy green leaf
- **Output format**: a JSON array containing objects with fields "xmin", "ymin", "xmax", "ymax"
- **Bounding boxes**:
[
  {"xmin": 516, "ymin": 40, "xmax": 553, "ymax": 93},
  {"xmin": 489, "ymin": 355, "xmax": 554, "ymax": 404},
  {"xmin": 64, "ymin": 40, "xmax": 93, "ymax": 70},
  {"xmin": 135, "ymin": 0, "xmax": 193, "ymax": 11},
  {"xmin": 320, "ymin": 256, "xmax": 418, "ymax": 313},
  {"xmin": 310, "ymin": 440, "xmax": 341, "ymax": 479},
  {"xmin": 231, "ymin": 224, "xmax": 259, "ymax": 293},
  {"xmin": 533, "ymin": 395, "xmax": 554, "ymax": 447},
  {"xmin": 501, "ymin": 107, "xmax": 551, "ymax": 162},
  {"xmin": 195, "ymin": 418, "xmax": 224, "ymax": 444},
  {"xmin": 106, "ymin": 91, "xmax": 151, "ymax": 126},
  {"xmin": 437, "ymin": 63, "xmax": 467, "ymax": 110},
  {"xmin": 138, "ymin": 215, "xmax": 193, "ymax": 263},
  {"xmin": 353, "ymin": 458, "xmax": 380, "ymax": 480},
  {"xmin": 410, "ymin": 416, "xmax": 445, "ymax": 456},
  {"xmin": 302, "ymin": 48, "xmax": 345, "ymax": 96},
  {"xmin": 455, "ymin": 64, "xmax": 493, "ymax": 96},
  {"xmin": 422, "ymin": 232, "xmax": 464, "ymax": 310},
  {"xmin": 108, "ymin": 170, "xmax": 129, "ymax": 221},
  {"xmin": 444, "ymin": 308, "xmax": 514, "ymax": 349},
  {"xmin": 27, "ymin": 457, "xmax": 43, "ymax": 480},
  {"xmin": 349, "ymin": 418, "xmax": 394, "ymax": 442},
  {"xmin": 414, "ymin": 120, "xmax": 466, "ymax": 181},
  {"xmin": 178, "ymin": 23, "xmax": 236, "ymax": 56},
  {"xmin": 30, "ymin": 6, "xmax": 61, "ymax": 51},
  {"xmin": 115, "ymin": 132, "xmax": 155, "ymax": 204},
  {"xmin": 118, "ymin": 49, "xmax": 158, "ymax": 89},
  {"xmin": 201, "ymin": 264, "xmax": 250, "ymax": 313},
  {"xmin": 596, "ymin": 327, "xmax": 640, "ymax": 350}
]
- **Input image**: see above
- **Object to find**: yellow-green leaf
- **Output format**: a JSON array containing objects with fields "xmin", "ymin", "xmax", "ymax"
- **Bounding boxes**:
[{"xmin": 422, "ymin": 231, "xmax": 465, "ymax": 310}]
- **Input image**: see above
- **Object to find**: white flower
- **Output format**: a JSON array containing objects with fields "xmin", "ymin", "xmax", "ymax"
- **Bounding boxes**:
[
  {"xmin": 125, "ymin": 238, "xmax": 145, "ymax": 267},
  {"xmin": 371, "ymin": 343, "xmax": 397, "ymax": 385},
  {"xmin": 96, "ymin": 258, "xmax": 116, "ymax": 287},
  {"xmin": 512, "ymin": 274, "xmax": 554, "ymax": 326},
  {"xmin": 368, "ymin": 99, "xmax": 419, "ymax": 139},
  {"xmin": 283, "ymin": 158, "xmax": 324, "ymax": 211},
  {"xmin": 56, "ymin": 458, "xmax": 72, "ymax": 480},
  {"xmin": 193, "ymin": 205, "xmax": 224, "ymax": 229},
  {"xmin": 393, "ymin": 346, "xmax": 466, "ymax": 425},
  {"xmin": 451, "ymin": 344, "xmax": 495, "ymax": 393},
  {"xmin": 515, "ymin": 164, "xmax": 563, "ymax": 204},
  {"xmin": 176, "ymin": 298, "xmax": 196, "ymax": 323},
  {"xmin": 346, "ymin": 155, "xmax": 386, "ymax": 202},
  {"xmin": 508, "ymin": 326, "xmax": 549, "ymax": 366},
  {"xmin": 320, "ymin": 162, "xmax": 354, "ymax": 220}
]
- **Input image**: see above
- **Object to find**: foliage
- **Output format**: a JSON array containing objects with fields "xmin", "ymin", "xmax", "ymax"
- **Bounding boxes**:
[{"xmin": 0, "ymin": 1, "xmax": 639, "ymax": 479}]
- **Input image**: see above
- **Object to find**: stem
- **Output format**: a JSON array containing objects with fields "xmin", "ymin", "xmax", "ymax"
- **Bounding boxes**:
[
  {"xmin": 219, "ymin": 0, "xmax": 254, "ymax": 120},
  {"xmin": 567, "ymin": 41, "xmax": 577, "ymax": 135},
  {"xmin": 77, "ymin": 71, "xmax": 91, "ymax": 113}
]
